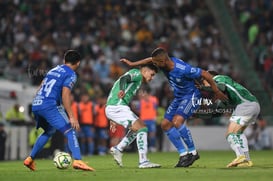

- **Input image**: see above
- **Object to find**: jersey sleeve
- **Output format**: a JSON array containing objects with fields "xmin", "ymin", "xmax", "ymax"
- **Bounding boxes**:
[
  {"xmin": 184, "ymin": 64, "xmax": 202, "ymax": 79},
  {"xmin": 63, "ymin": 72, "xmax": 77, "ymax": 90}
]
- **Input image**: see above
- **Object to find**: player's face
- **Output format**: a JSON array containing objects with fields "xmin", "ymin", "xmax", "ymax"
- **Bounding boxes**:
[
  {"xmin": 142, "ymin": 68, "xmax": 156, "ymax": 83},
  {"xmin": 152, "ymin": 54, "xmax": 166, "ymax": 67}
]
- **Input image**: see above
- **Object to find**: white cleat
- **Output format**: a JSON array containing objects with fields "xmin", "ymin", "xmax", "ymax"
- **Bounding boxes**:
[
  {"xmin": 139, "ymin": 161, "xmax": 161, "ymax": 169},
  {"xmin": 110, "ymin": 147, "xmax": 123, "ymax": 167}
]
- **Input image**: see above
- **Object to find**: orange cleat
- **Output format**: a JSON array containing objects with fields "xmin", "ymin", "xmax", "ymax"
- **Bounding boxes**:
[
  {"xmin": 72, "ymin": 160, "xmax": 95, "ymax": 171},
  {"xmin": 24, "ymin": 156, "xmax": 36, "ymax": 171}
]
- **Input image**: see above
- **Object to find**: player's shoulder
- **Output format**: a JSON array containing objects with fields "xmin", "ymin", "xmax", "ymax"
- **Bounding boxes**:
[{"xmin": 213, "ymin": 74, "xmax": 230, "ymax": 81}]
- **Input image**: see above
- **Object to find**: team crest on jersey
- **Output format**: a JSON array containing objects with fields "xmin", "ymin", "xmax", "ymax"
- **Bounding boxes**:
[{"xmin": 191, "ymin": 68, "xmax": 197, "ymax": 73}]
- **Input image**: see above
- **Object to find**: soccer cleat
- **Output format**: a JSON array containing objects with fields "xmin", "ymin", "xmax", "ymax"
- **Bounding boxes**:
[
  {"xmin": 190, "ymin": 152, "xmax": 200, "ymax": 165},
  {"xmin": 237, "ymin": 160, "xmax": 253, "ymax": 167},
  {"xmin": 23, "ymin": 156, "xmax": 36, "ymax": 171},
  {"xmin": 175, "ymin": 153, "xmax": 193, "ymax": 167},
  {"xmin": 110, "ymin": 146, "xmax": 123, "ymax": 167},
  {"xmin": 72, "ymin": 160, "xmax": 95, "ymax": 171},
  {"xmin": 139, "ymin": 161, "xmax": 161, "ymax": 168},
  {"xmin": 226, "ymin": 155, "xmax": 247, "ymax": 168}
]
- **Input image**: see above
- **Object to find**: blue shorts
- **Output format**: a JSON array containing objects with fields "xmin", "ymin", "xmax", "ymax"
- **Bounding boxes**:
[
  {"xmin": 164, "ymin": 92, "xmax": 201, "ymax": 122},
  {"xmin": 95, "ymin": 127, "xmax": 109, "ymax": 139},
  {"xmin": 79, "ymin": 125, "xmax": 94, "ymax": 138},
  {"xmin": 143, "ymin": 120, "xmax": 156, "ymax": 133},
  {"xmin": 33, "ymin": 106, "xmax": 71, "ymax": 134}
]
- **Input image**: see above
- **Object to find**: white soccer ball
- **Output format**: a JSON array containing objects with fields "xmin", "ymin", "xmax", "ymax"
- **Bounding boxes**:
[{"xmin": 53, "ymin": 152, "xmax": 72, "ymax": 169}]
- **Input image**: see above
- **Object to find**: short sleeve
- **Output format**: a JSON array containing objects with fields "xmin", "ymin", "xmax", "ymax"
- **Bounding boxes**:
[
  {"xmin": 185, "ymin": 64, "xmax": 202, "ymax": 79},
  {"xmin": 63, "ymin": 73, "xmax": 77, "ymax": 90}
]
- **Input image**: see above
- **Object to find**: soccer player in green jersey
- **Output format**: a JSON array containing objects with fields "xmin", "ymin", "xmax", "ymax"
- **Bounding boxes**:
[
  {"xmin": 105, "ymin": 63, "xmax": 161, "ymax": 168},
  {"xmin": 203, "ymin": 71, "xmax": 260, "ymax": 168}
]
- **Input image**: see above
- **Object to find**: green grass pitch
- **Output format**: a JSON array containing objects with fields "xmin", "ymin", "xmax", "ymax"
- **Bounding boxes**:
[{"xmin": 0, "ymin": 150, "xmax": 272, "ymax": 181}]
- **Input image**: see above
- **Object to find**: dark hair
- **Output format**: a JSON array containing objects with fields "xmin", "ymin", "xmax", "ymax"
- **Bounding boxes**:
[
  {"xmin": 151, "ymin": 47, "xmax": 167, "ymax": 57},
  {"xmin": 141, "ymin": 63, "xmax": 159, "ymax": 73},
  {"xmin": 64, "ymin": 50, "xmax": 81, "ymax": 65}
]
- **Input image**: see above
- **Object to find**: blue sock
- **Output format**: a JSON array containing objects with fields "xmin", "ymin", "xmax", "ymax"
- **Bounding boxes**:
[
  {"xmin": 30, "ymin": 133, "xmax": 50, "ymax": 159},
  {"xmin": 165, "ymin": 127, "xmax": 187, "ymax": 155},
  {"xmin": 149, "ymin": 136, "xmax": 156, "ymax": 148},
  {"xmin": 98, "ymin": 145, "xmax": 107, "ymax": 154},
  {"xmin": 177, "ymin": 124, "xmax": 195, "ymax": 152},
  {"xmin": 88, "ymin": 142, "xmax": 95, "ymax": 155},
  {"xmin": 65, "ymin": 129, "xmax": 82, "ymax": 160}
]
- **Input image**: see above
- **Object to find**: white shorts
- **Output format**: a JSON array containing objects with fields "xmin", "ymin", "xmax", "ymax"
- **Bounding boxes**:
[
  {"xmin": 105, "ymin": 105, "xmax": 139, "ymax": 129},
  {"xmin": 230, "ymin": 102, "xmax": 260, "ymax": 126}
]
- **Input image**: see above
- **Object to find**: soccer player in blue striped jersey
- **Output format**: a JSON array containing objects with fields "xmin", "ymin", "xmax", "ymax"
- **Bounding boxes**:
[
  {"xmin": 121, "ymin": 47, "xmax": 228, "ymax": 167},
  {"xmin": 24, "ymin": 50, "xmax": 94, "ymax": 171}
]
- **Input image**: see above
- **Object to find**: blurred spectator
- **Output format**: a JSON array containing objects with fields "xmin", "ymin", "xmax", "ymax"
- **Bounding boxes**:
[
  {"xmin": 0, "ymin": 123, "xmax": 7, "ymax": 161},
  {"xmin": 94, "ymin": 96, "xmax": 109, "ymax": 155},
  {"xmin": 256, "ymin": 118, "xmax": 272, "ymax": 150},
  {"xmin": 5, "ymin": 103, "xmax": 27, "ymax": 160},
  {"xmin": 5, "ymin": 103, "xmax": 26, "ymax": 124},
  {"xmin": 93, "ymin": 55, "xmax": 110, "ymax": 84},
  {"xmin": 245, "ymin": 116, "xmax": 272, "ymax": 150},
  {"xmin": 78, "ymin": 93, "xmax": 95, "ymax": 155}
]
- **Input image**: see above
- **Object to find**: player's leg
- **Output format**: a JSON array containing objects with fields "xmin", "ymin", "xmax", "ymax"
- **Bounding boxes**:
[
  {"xmin": 175, "ymin": 95, "xmax": 200, "ymax": 156},
  {"xmin": 226, "ymin": 122, "xmax": 248, "ymax": 167},
  {"xmin": 131, "ymin": 119, "xmax": 161, "ymax": 168},
  {"xmin": 24, "ymin": 110, "xmax": 56, "ymax": 171},
  {"xmin": 162, "ymin": 98, "xmax": 194, "ymax": 167},
  {"xmin": 106, "ymin": 105, "xmax": 137, "ymax": 167},
  {"xmin": 226, "ymin": 102, "xmax": 260, "ymax": 168},
  {"xmin": 50, "ymin": 106, "xmax": 94, "ymax": 171}
]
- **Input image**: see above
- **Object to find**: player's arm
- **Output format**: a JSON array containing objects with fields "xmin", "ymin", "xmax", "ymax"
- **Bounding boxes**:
[
  {"xmin": 120, "ymin": 57, "xmax": 153, "ymax": 67},
  {"xmin": 62, "ymin": 87, "xmax": 80, "ymax": 131},
  {"xmin": 118, "ymin": 74, "xmax": 131, "ymax": 98},
  {"xmin": 201, "ymin": 70, "xmax": 228, "ymax": 102}
]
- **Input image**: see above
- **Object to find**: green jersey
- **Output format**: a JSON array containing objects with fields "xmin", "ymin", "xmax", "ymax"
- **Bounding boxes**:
[
  {"xmin": 106, "ymin": 69, "xmax": 142, "ymax": 106},
  {"xmin": 213, "ymin": 75, "xmax": 258, "ymax": 105}
]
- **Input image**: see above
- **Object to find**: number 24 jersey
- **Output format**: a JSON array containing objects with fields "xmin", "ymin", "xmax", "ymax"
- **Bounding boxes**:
[{"xmin": 32, "ymin": 64, "xmax": 77, "ymax": 111}]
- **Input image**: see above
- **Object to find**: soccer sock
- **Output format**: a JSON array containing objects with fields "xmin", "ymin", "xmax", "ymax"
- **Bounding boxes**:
[
  {"xmin": 65, "ymin": 129, "xmax": 82, "ymax": 160},
  {"xmin": 238, "ymin": 133, "xmax": 250, "ymax": 160},
  {"xmin": 226, "ymin": 133, "xmax": 244, "ymax": 157},
  {"xmin": 30, "ymin": 132, "xmax": 51, "ymax": 159},
  {"xmin": 177, "ymin": 124, "xmax": 196, "ymax": 153},
  {"xmin": 136, "ymin": 127, "xmax": 148, "ymax": 163},
  {"xmin": 116, "ymin": 129, "xmax": 137, "ymax": 151},
  {"xmin": 165, "ymin": 127, "xmax": 187, "ymax": 156},
  {"xmin": 149, "ymin": 135, "xmax": 157, "ymax": 149},
  {"xmin": 87, "ymin": 141, "xmax": 95, "ymax": 155}
]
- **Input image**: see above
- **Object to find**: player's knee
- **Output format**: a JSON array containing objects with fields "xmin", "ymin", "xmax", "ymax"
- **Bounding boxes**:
[
  {"xmin": 161, "ymin": 119, "xmax": 172, "ymax": 131},
  {"xmin": 131, "ymin": 120, "xmax": 145, "ymax": 131}
]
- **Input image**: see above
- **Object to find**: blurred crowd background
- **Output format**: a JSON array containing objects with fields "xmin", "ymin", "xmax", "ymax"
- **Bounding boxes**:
[{"xmin": 0, "ymin": 0, "xmax": 273, "ymax": 160}]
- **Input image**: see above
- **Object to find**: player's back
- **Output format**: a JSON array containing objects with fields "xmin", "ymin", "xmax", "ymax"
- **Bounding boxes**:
[
  {"xmin": 32, "ymin": 65, "xmax": 76, "ymax": 111},
  {"xmin": 213, "ymin": 75, "xmax": 257, "ymax": 104}
]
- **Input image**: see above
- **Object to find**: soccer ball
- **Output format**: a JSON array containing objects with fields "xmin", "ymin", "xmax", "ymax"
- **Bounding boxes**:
[{"xmin": 53, "ymin": 152, "xmax": 72, "ymax": 169}]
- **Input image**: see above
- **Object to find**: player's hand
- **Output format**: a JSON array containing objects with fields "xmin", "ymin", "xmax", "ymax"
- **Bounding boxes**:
[
  {"xmin": 118, "ymin": 90, "xmax": 125, "ymax": 98},
  {"xmin": 110, "ymin": 121, "xmax": 117, "ymax": 133},
  {"xmin": 120, "ymin": 58, "xmax": 133, "ymax": 66},
  {"xmin": 70, "ymin": 117, "xmax": 80, "ymax": 131}
]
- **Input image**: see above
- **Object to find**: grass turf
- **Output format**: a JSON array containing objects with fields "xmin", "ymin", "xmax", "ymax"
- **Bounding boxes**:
[{"xmin": 0, "ymin": 150, "xmax": 272, "ymax": 181}]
